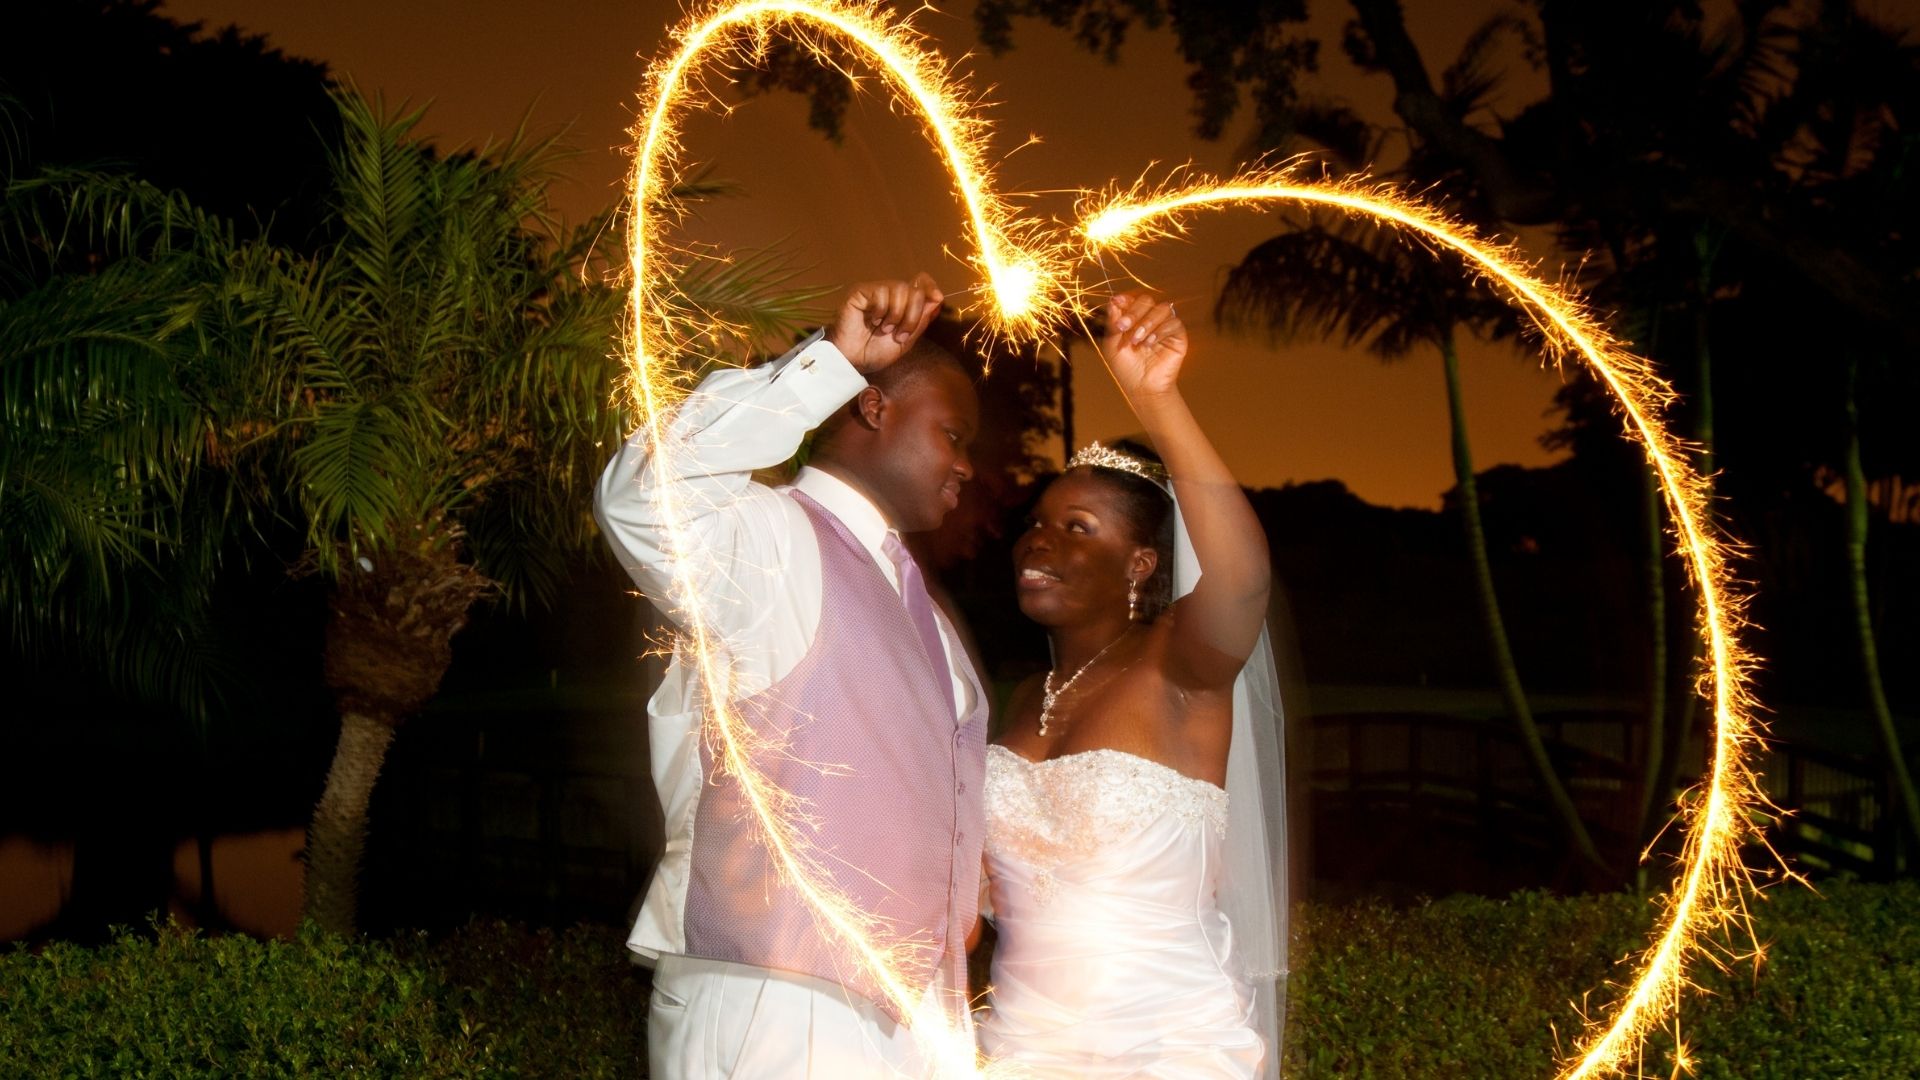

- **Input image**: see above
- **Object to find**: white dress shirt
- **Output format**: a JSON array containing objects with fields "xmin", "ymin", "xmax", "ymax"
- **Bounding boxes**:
[{"xmin": 593, "ymin": 332, "xmax": 972, "ymax": 959}]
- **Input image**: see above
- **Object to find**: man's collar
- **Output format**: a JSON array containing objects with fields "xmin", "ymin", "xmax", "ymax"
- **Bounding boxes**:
[{"xmin": 792, "ymin": 466, "xmax": 893, "ymax": 555}]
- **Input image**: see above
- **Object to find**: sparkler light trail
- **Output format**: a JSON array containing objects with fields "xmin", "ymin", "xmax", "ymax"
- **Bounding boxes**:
[
  {"xmin": 1080, "ymin": 165, "xmax": 1772, "ymax": 1079},
  {"xmin": 623, "ymin": 2, "xmax": 1771, "ymax": 1073},
  {"xmin": 621, "ymin": 2, "xmax": 1066, "ymax": 1075},
  {"xmin": 625, "ymin": 0, "xmax": 1070, "ymax": 420}
]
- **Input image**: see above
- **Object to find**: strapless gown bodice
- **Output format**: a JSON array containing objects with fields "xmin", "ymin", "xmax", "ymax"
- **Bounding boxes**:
[{"xmin": 979, "ymin": 745, "xmax": 1264, "ymax": 1077}]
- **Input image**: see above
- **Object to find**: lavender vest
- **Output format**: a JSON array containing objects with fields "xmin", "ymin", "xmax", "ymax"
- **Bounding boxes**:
[{"xmin": 684, "ymin": 490, "xmax": 989, "ymax": 1019}]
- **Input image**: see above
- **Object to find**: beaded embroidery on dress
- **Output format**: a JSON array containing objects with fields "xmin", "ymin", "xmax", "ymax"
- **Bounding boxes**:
[{"xmin": 986, "ymin": 746, "xmax": 1226, "ymax": 904}]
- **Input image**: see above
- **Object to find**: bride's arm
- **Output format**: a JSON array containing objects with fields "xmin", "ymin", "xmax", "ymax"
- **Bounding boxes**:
[{"xmin": 1102, "ymin": 293, "xmax": 1271, "ymax": 688}]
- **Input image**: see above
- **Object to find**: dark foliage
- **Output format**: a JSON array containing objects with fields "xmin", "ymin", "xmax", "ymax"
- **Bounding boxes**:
[
  {"xmin": 0, "ymin": 920, "xmax": 648, "ymax": 1077},
  {"xmin": 1287, "ymin": 880, "xmax": 1920, "ymax": 1078},
  {"xmin": 4, "ymin": 882, "xmax": 1915, "ymax": 1077},
  {"xmin": 3, "ymin": 0, "xmax": 340, "ymax": 251}
]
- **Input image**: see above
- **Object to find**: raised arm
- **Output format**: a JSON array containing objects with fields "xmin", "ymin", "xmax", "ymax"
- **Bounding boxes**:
[
  {"xmin": 1101, "ymin": 292, "xmax": 1271, "ymax": 687},
  {"xmin": 595, "ymin": 274, "xmax": 945, "ymax": 622},
  {"xmin": 593, "ymin": 333, "xmax": 863, "ymax": 619}
]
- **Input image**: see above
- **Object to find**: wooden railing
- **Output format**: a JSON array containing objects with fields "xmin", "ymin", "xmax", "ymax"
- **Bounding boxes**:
[
  {"xmin": 1762, "ymin": 739, "xmax": 1907, "ymax": 879},
  {"xmin": 1306, "ymin": 709, "xmax": 1911, "ymax": 884},
  {"xmin": 360, "ymin": 696, "xmax": 1910, "ymax": 928}
]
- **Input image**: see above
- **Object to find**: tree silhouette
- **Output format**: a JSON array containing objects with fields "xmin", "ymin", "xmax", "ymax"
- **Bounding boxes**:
[
  {"xmin": 4, "ymin": 0, "xmax": 340, "ymax": 250},
  {"xmin": 980, "ymin": 0, "xmax": 1920, "ymax": 873},
  {"xmin": 1215, "ymin": 208, "xmax": 1611, "ymax": 873}
]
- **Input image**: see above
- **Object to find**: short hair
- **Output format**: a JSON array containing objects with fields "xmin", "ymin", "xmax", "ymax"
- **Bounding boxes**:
[
  {"xmin": 1072, "ymin": 439, "xmax": 1175, "ymax": 616},
  {"xmin": 814, "ymin": 339, "xmax": 969, "ymax": 451},
  {"xmin": 867, "ymin": 338, "xmax": 967, "ymax": 397}
]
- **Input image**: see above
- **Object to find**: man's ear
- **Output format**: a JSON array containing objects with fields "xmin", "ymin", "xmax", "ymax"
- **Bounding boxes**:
[{"xmin": 851, "ymin": 385, "xmax": 886, "ymax": 431}]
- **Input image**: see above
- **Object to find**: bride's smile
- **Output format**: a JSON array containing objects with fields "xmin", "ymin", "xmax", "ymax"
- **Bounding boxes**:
[{"xmin": 1012, "ymin": 469, "xmax": 1163, "ymax": 627}]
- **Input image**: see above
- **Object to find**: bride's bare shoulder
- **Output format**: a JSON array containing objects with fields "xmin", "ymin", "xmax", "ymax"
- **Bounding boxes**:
[{"xmin": 999, "ymin": 672, "xmax": 1045, "ymax": 727}]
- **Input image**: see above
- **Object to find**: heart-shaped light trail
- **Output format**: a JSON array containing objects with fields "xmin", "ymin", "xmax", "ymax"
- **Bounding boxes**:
[
  {"xmin": 1082, "ymin": 168, "xmax": 1774, "ymax": 1079},
  {"xmin": 624, "ymin": 2, "xmax": 1771, "ymax": 1076}
]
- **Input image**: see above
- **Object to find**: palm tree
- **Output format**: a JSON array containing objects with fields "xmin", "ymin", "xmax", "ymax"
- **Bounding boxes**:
[
  {"xmin": 1216, "ymin": 213, "xmax": 1610, "ymax": 874},
  {"xmin": 0, "ymin": 155, "xmax": 295, "ymax": 933},
  {"xmin": 0, "ymin": 162, "xmax": 265, "ymax": 720},
  {"xmin": 252, "ymin": 92, "xmax": 823, "ymax": 933},
  {"xmin": 3, "ymin": 89, "xmax": 822, "ymax": 934}
]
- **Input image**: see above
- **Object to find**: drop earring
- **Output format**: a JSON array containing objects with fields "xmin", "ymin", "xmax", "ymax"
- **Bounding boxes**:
[{"xmin": 1127, "ymin": 577, "xmax": 1140, "ymax": 620}]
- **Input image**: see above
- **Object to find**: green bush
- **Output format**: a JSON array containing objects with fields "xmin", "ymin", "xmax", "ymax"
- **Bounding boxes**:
[
  {"xmin": 2, "ymin": 882, "xmax": 1913, "ymax": 1077},
  {"xmin": 397, "ymin": 922, "xmax": 647, "ymax": 1079},
  {"xmin": 1284, "ymin": 879, "xmax": 1920, "ymax": 1079},
  {"xmin": 0, "ymin": 921, "xmax": 645, "ymax": 1078}
]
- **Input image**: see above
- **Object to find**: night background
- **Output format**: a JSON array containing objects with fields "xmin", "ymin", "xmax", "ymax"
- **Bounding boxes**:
[{"xmin": 2, "ymin": 1, "xmax": 1917, "ymax": 1076}]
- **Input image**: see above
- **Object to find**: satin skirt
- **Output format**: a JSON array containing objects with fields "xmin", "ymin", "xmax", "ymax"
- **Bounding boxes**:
[{"xmin": 979, "ymin": 749, "xmax": 1264, "ymax": 1077}]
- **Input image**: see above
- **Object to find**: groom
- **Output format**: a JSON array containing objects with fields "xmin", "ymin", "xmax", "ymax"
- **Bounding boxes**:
[{"xmin": 595, "ymin": 273, "xmax": 988, "ymax": 1078}]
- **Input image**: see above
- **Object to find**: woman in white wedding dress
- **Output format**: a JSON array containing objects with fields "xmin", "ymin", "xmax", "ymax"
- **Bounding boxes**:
[{"xmin": 979, "ymin": 291, "xmax": 1284, "ymax": 1078}]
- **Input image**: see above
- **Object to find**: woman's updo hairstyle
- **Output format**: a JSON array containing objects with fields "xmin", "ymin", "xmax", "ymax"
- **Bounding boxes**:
[{"xmin": 1064, "ymin": 440, "xmax": 1175, "ymax": 620}]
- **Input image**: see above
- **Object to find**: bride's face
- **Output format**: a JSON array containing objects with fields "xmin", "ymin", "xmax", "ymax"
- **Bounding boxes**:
[{"xmin": 1013, "ymin": 469, "xmax": 1157, "ymax": 626}]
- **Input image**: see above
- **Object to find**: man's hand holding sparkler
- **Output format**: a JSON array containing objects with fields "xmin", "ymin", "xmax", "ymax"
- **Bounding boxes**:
[{"xmin": 825, "ymin": 272, "xmax": 945, "ymax": 373}]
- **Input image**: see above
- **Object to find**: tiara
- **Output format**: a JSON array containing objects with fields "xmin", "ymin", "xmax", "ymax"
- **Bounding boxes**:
[{"xmin": 1067, "ymin": 441, "xmax": 1163, "ymax": 481}]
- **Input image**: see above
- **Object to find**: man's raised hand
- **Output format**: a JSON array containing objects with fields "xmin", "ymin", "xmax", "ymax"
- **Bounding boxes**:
[{"xmin": 825, "ymin": 273, "xmax": 944, "ymax": 374}]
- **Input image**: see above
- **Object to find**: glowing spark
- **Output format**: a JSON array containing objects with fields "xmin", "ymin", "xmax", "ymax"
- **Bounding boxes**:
[
  {"xmin": 625, "ymin": 0, "xmax": 1069, "ymax": 417},
  {"xmin": 1080, "ymin": 164, "xmax": 1774, "ymax": 1079},
  {"xmin": 622, "ymin": 3, "xmax": 1067, "ymax": 1075}
]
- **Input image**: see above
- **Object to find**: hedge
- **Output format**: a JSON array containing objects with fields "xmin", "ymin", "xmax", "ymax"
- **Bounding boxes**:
[
  {"xmin": 1, "ymin": 881, "xmax": 1913, "ymax": 1077},
  {"xmin": 0, "ymin": 922, "xmax": 646, "ymax": 1078},
  {"xmin": 1285, "ymin": 879, "xmax": 1920, "ymax": 1079}
]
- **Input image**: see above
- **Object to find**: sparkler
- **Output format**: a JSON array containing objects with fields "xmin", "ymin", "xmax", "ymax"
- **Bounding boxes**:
[
  {"xmin": 626, "ymin": 0, "xmax": 1069, "ymax": 417},
  {"xmin": 1081, "ymin": 165, "xmax": 1773, "ymax": 1079}
]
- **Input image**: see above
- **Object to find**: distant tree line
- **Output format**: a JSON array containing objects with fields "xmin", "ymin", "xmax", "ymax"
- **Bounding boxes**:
[{"xmin": 967, "ymin": 0, "xmax": 1920, "ymax": 878}]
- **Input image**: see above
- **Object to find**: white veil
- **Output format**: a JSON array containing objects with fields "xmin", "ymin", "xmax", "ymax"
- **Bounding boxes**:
[{"xmin": 1171, "ymin": 494, "xmax": 1289, "ymax": 1080}]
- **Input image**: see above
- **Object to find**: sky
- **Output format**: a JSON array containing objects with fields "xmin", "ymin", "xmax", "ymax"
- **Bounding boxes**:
[{"xmin": 154, "ymin": 0, "xmax": 1908, "ymax": 507}]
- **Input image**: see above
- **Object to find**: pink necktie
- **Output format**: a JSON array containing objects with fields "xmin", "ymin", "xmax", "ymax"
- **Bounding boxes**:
[{"xmin": 883, "ymin": 533, "xmax": 953, "ymax": 717}]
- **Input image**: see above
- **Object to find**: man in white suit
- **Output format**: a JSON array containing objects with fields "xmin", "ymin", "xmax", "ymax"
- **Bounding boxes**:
[{"xmin": 596, "ymin": 274, "xmax": 990, "ymax": 1077}]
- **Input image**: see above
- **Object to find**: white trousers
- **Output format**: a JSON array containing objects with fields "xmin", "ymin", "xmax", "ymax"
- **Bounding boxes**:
[{"xmin": 647, "ymin": 955, "xmax": 943, "ymax": 1079}]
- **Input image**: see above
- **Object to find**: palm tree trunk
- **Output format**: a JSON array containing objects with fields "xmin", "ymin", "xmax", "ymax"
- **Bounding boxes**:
[
  {"xmin": 1630, "ymin": 310, "xmax": 1668, "ymax": 862},
  {"xmin": 1844, "ymin": 356, "xmax": 1920, "ymax": 848},
  {"xmin": 1652, "ymin": 243, "xmax": 1718, "ymax": 818},
  {"xmin": 1635, "ymin": 468, "xmax": 1668, "ymax": 858},
  {"xmin": 301, "ymin": 545, "xmax": 490, "ymax": 934},
  {"xmin": 304, "ymin": 710, "xmax": 395, "ymax": 934},
  {"xmin": 1440, "ymin": 331, "xmax": 1607, "ymax": 872}
]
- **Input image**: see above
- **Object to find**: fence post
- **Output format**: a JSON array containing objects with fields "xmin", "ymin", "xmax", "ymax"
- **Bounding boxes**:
[
  {"xmin": 1477, "ymin": 724, "xmax": 1495, "ymax": 857},
  {"xmin": 1879, "ymin": 763, "xmax": 1898, "ymax": 881}
]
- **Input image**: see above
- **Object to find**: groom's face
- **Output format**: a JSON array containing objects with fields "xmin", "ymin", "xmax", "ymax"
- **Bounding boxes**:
[{"xmin": 866, "ymin": 365, "xmax": 979, "ymax": 533}]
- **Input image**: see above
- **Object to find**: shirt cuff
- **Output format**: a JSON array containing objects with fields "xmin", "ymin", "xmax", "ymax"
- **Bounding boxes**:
[{"xmin": 770, "ymin": 331, "xmax": 867, "ymax": 421}]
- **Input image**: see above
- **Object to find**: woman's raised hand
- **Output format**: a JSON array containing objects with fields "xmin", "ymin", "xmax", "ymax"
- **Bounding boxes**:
[{"xmin": 1102, "ymin": 292, "xmax": 1187, "ymax": 403}]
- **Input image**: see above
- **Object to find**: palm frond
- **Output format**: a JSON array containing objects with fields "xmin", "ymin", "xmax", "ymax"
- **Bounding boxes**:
[
  {"xmin": 666, "ymin": 243, "xmax": 830, "ymax": 366},
  {"xmin": 291, "ymin": 397, "xmax": 411, "ymax": 561},
  {"xmin": 1216, "ymin": 215, "xmax": 1522, "ymax": 360},
  {"xmin": 1442, "ymin": 11, "xmax": 1534, "ymax": 119}
]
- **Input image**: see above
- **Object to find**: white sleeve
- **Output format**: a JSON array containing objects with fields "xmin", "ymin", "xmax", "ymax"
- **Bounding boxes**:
[{"xmin": 593, "ymin": 333, "xmax": 866, "ymax": 628}]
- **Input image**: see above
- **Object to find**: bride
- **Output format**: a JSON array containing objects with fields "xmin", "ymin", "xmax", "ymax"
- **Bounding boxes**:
[{"xmin": 978, "ymin": 291, "xmax": 1287, "ymax": 1078}]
